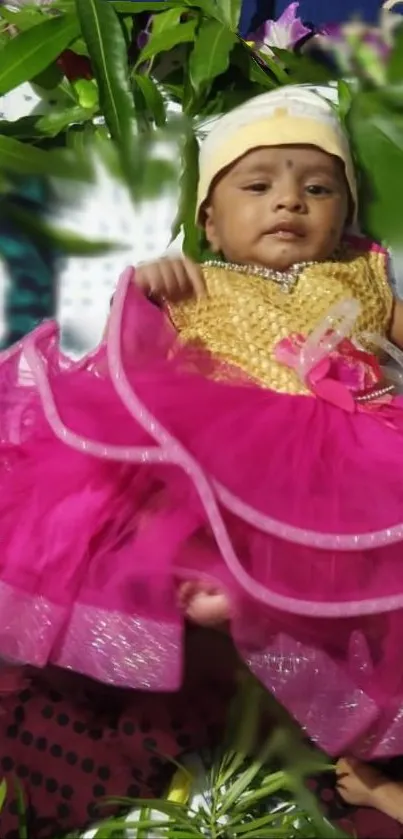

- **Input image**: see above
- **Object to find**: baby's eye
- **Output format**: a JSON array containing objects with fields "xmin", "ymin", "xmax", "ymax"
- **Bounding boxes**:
[
  {"xmin": 243, "ymin": 182, "xmax": 270, "ymax": 193},
  {"xmin": 305, "ymin": 184, "xmax": 333, "ymax": 196}
]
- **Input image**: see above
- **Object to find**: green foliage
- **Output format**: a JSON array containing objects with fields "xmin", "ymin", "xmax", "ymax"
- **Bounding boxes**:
[
  {"xmin": 0, "ymin": 14, "xmax": 79, "ymax": 95},
  {"xmin": 346, "ymin": 87, "xmax": 403, "ymax": 247},
  {"xmin": 75, "ymin": 0, "xmax": 138, "ymax": 197},
  {"xmin": 0, "ymin": 0, "xmax": 284, "ymax": 256},
  {"xmin": 0, "ymin": 0, "xmax": 403, "ymax": 254},
  {"xmin": 87, "ymin": 679, "xmax": 347, "ymax": 839}
]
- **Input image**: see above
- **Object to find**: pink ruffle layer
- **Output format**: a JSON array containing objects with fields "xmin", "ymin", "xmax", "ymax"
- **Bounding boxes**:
[{"xmin": 2, "ymin": 268, "xmax": 403, "ymax": 757}]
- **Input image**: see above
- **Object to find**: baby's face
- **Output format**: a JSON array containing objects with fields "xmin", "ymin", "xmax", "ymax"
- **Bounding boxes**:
[{"xmin": 204, "ymin": 145, "xmax": 349, "ymax": 271}]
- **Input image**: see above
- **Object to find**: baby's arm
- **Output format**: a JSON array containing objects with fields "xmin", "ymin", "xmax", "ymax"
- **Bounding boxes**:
[{"xmin": 389, "ymin": 298, "xmax": 403, "ymax": 348}]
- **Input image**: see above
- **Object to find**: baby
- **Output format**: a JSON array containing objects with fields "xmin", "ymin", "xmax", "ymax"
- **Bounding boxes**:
[
  {"xmin": 3, "ymin": 86, "xmax": 403, "ymax": 824},
  {"xmin": 130, "ymin": 89, "xmax": 403, "ymax": 824},
  {"xmin": 133, "ymin": 91, "xmax": 403, "ymax": 632}
]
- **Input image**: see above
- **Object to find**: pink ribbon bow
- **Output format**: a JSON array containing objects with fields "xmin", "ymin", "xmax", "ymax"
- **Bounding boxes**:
[{"xmin": 275, "ymin": 332, "xmax": 384, "ymax": 412}]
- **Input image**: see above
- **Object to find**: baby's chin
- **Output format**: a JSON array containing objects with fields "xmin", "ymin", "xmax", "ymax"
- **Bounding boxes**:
[{"xmin": 248, "ymin": 242, "xmax": 337, "ymax": 271}]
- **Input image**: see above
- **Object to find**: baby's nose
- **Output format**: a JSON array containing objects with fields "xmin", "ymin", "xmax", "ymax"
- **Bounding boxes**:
[{"xmin": 274, "ymin": 191, "xmax": 304, "ymax": 212}]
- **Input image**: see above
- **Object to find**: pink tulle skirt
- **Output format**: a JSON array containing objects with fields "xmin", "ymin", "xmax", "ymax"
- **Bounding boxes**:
[{"xmin": 2, "ymin": 267, "xmax": 403, "ymax": 759}]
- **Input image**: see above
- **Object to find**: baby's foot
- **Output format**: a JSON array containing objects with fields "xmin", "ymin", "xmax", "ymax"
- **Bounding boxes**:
[
  {"xmin": 177, "ymin": 581, "xmax": 230, "ymax": 627},
  {"xmin": 336, "ymin": 757, "xmax": 403, "ymax": 823}
]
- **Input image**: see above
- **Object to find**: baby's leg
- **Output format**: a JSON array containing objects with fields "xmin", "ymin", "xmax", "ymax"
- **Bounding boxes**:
[
  {"xmin": 175, "ymin": 530, "xmax": 232, "ymax": 628},
  {"xmin": 177, "ymin": 580, "xmax": 231, "ymax": 627},
  {"xmin": 336, "ymin": 758, "xmax": 403, "ymax": 824}
]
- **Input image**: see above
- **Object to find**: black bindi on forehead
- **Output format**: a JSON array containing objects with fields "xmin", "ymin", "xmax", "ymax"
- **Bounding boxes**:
[{"xmin": 286, "ymin": 159, "xmax": 294, "ymax": 169}]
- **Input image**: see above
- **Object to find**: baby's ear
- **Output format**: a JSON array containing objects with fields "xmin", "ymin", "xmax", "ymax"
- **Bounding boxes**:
[{"xmin": 204, "ymin": 205, "xmax": 221, "ymax": 253}]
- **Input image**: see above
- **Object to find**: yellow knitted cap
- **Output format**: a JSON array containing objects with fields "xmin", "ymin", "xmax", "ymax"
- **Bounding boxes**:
[{"xmin": 196, "ymin": 86, "xmax": 357, "ymax": 223}]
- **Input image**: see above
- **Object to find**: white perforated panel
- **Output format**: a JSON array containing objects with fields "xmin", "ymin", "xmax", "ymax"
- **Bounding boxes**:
[{"xmin": 0, "ymin": 84, "xmax": 180, "ymax": 353}]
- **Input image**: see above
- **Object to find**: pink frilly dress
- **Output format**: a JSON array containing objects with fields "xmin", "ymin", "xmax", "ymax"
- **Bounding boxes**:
[{"xmin": 1, "ymin": 236, "xmax": 403, "ymax": 760}]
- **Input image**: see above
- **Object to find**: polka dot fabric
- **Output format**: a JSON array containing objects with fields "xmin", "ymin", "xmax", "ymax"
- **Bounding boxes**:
[{"xmin": 0, "ymin": 629, "xmax": 235, "ymax": 839}]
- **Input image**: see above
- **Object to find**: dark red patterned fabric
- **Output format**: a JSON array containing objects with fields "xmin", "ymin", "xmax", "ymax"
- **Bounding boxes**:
[{"xmin": 0, "ymin": 628, "xmax": 235, "ymax": 839}]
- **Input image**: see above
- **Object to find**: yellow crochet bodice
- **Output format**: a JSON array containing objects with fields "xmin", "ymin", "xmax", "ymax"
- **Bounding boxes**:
[{"xmin": 167, "ymin": 246, "xmax": 393, "ymax": 395}]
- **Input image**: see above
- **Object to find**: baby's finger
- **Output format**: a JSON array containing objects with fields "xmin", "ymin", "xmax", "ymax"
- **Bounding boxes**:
[
  {"xmin": 183, "ymin": 258, "xmax": 206, "ymax": 298},
  {"xmin": 170, "ymin": 260, "xmax": 195, "ymax": 300},
  {"xmin": 335, "ymin": 758, "xmax": 351, "ymax": 776},
  {"xmin": 134, "ymin": 263, "xmax": 159, "ymax": 296}
]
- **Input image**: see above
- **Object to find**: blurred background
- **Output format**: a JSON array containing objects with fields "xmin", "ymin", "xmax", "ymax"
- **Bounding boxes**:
[{"xmin": 0, "ymin": 82, "xmax": 179, "ymax": 356}]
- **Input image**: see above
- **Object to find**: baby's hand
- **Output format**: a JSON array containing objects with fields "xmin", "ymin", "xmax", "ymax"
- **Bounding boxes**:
[
  {"xmin": 336, "ymin": 757, "xmax": 403, "ymax": 824},
  {"xmin": 134, "ymin": 256, "xmax": 205, "ymax": 303},
  {"xmin": 336, "ymin": 758, "xmax": 387, "ymax": 809}
]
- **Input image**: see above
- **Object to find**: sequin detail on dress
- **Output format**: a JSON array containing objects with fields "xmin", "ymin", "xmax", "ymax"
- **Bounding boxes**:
[{"xmin": 168, "ymin": 244, "xmax": 392, "ymax": 395}]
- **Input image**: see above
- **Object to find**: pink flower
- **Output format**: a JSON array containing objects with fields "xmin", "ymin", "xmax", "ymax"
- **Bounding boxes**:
[
  {"xmin": 247, "ymin": 2, "xmax": 312, "ymax": 54},
  {"xmin": 275, "ymin": 333, "xmax": 383, "ymax": 412}
]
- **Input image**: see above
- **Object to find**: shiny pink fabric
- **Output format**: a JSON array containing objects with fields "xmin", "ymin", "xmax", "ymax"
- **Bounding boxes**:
[{"xmin": 2, "ymin": 266, "xmax": 403, "ymax": 757}]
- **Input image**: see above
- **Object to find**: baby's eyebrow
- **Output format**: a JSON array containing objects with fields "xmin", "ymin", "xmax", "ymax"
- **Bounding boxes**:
[
  {"xmin": 232, "ymin": 160, "xmax": 340, "ymax": 179},
  {"xmin": 231, "ymin": 162, "xmax": 274, "ymax": 178},
  {"xmin": 300, "ymin": 165, "xmax": 339, "ymax": 179}
]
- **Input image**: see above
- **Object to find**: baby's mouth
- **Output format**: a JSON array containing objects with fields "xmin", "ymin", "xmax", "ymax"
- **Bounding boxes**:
[
  {"xmin": 269, "ymin": 229, "xmax": 301, "ymax": 241},
  {"xmin": 265, "ymin": 223, "xmax": 305, "ymax": 241}
]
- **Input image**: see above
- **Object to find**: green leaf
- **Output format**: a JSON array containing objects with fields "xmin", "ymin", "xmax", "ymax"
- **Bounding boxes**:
[
  {"xmin": 387, "ymin": 21, "xmax": 403, "ymax": 84},
  {"xmin": 234, "ymin": 40, "xmax": 278, "ymax": 88},
  {"xmin": 232, "ymin": 772, "xmax": 289, "ymax": 811},
  {"xmin": 152, "ymin": 7, "xmax": 182, "ymax": 34},
  {"xmin": 136, "ymin": 805, "xmax": 152, "ymax": 839},
  {"xmin": 137, "ymin": 19, "xmax": 197, "ymax": 64},
  {"xmin": 3, "ymin": 204, "xmax": 126, "ymax": 256},
  {"xmin": 135, "ymin": 156, "xmax": 178, "ymax": 198},
  {"xmin": 0, "ymin": 778, "xmax": 7, "ymax": 812},
  {"xmin": 14, "ymin": 780, "xmax": 28, "ymax": 839},
  {"xmin": 36, "ymin": 104, "xmax": 97, "ymax": 137},
  {"xmin": 0, "ymin": 135, "xmax": 92, "ymax": 180},
  {"xmin": 102, "ymin": 798, "xmax": 202, "ymax": 834},
  {"xmin": 0, "ymin": 14, "xmax": 79, "ymax": 95},
  {"xmin": 219, "ymin": 679, "xmax": 263, "ymax": 786},
  {"xmin": 72, "ymin": 79, "xmax": 99, "ymax": 109},
  {"xmin": 171, "ymin": 130, "xmax": 201, "ymax": 259},
  {"xmin": 70, "ymin": 36, "xmax": 90, "ymax": 56},
  {"xmin": 236, "ymin": 829, "xmax": 293, "ymax": 838},
  {"xmin": 75, "ymin": 0, "xmax": 138, "ymax": 192},
  {"xmin": 0, "ymin": 116, "xmax": 42, "ymax": 140},
  {"xmin": 254, "ymin": 48, "xmax": 290, "ymax": 84},
  {"xmin": 94, "ymin": 819, "xmax": 172, "ymax": 838},
  {"xmin": 161, "ymin": 82, "xmax": 184, "ymax": 103},
  {"xmin": 189, "ymin": 19, "xmax": 236, "ymax": 91},
  {"xmin": 0, "ymin": 5, "xmax": 44, "ymax": 30},
  {"xmin": 66, "ymin": 121, "xmax": 97, "ymax": 156},
  {"xmin": 270, "ymin": 47, "xmax": 336, "ymax": 84},
  {"xmin": 230, "ymin": 804, "xmax": 290, "ymax": 832},
  {"xmin": 121, "ymin": 14, "xmax": 134, "ymax": 44},
  {"xmin": 183, "ymin": 0, "xmax": 219, "ymax": 19},
  {"xmin": 347, "ymin": 90, "xmax": 403, "ymax": 246},
  {"xmin": 288, "ymin": 776, "xmax": 342, "ymax": 838},
  {"xmin": 0, "ymin": 105, "xmax": 95, "ymax": 142},
  {"xmin": 216, "ymin": 0, "xmax": 241, "ymax": 30},
  {"xmin": 219, "ymin": 730, "xmax": 286, "ymax": 817},
  {"xmin": 32, "ymin": 62, "xmax": 64, "ymax": 90},
  {"xmin": 337, "ymin": 79, "xmax": 353, "ymax": 123},
  {"xmin": 133, "ymin": 74, "xmax": 166, "ymax": 126},
  {"xmin": 109, "ymin": 0, "xmax": 182, "ymax": 10}
]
